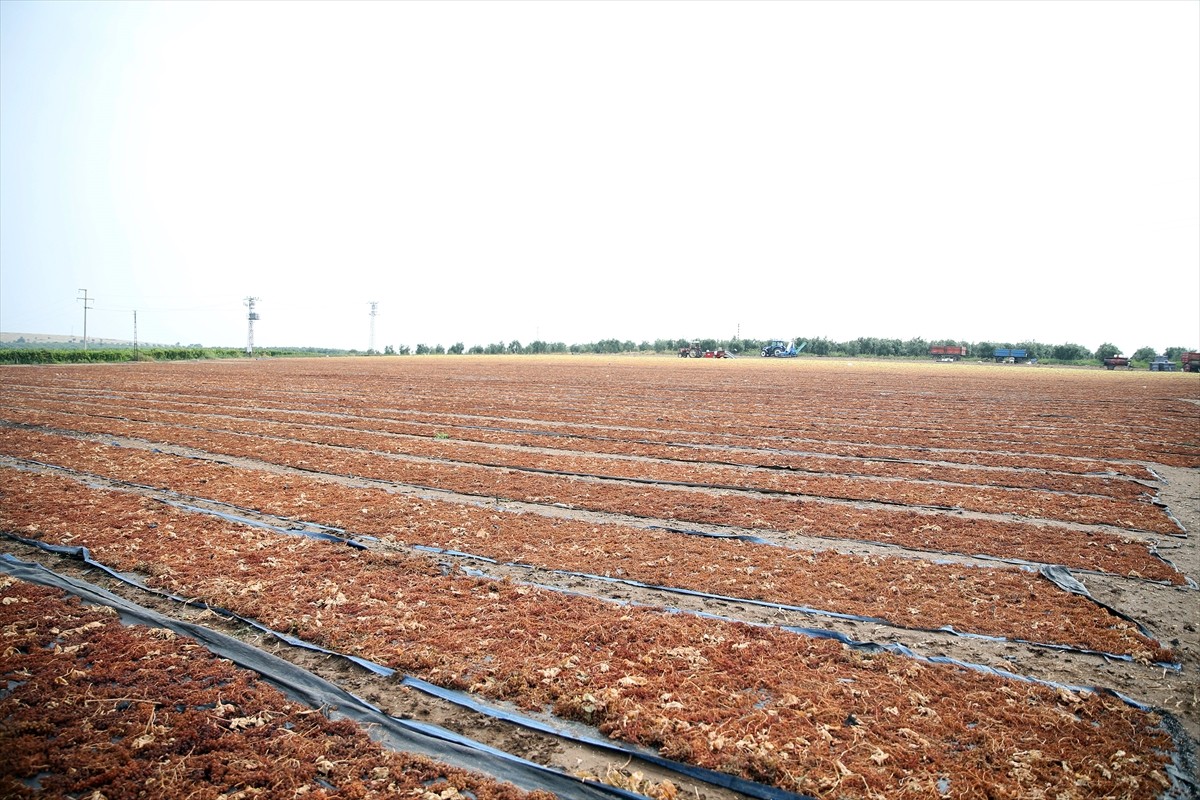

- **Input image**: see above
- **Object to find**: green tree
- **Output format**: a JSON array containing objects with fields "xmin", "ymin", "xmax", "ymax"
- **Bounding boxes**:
[
  {"xmin": 803, "ymin": 337, "xmax": 832, "ymax": 356},
  {"xmin": 1093, "ymin": 343, "xmax": 1121, "ymax": 361},
  {"xmin": 448, "ymin": 342, "xmax": 464, "ymax": 355},
  {"xmin": 1131, "ymin": 347, "xmax": 1157, "ymax": 362}
]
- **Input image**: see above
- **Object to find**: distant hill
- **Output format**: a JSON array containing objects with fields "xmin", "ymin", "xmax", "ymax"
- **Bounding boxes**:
[{"xmin": 0, "ymin": 332, "xmax": 155, "ymax": 347}]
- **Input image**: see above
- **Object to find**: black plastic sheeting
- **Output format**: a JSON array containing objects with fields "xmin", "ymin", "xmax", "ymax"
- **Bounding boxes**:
[
  {"xmin": 57, "ymin": 440, "xmax": 1196, "ymax": 583},
  {"xmin": 149, "ymin": 491, "xmax": 1183, "ymax": 669},
  {"xmin": 0, "ymin": 553, "xmax": 664, "ymax": 800},
  {"xmin": 16, "ymin": 451, "xmax": 1194, "ymax": 588},
  {"xmin": 472, "ymin": 571, "xmax": 1200, "ymax": 800},
  {"xmin": 1038, "ymin": 564, "xmax": 1168, "ymax": 641},
  {"xmin": 436, "ymin": 546, "xmax": 1184, "ymax": 671},
  {"xmin": 0, "ymin": 541, "xmax": 814, "ymax": 800},
  {"xmin": 3, "ymin": 540, "xmax": 1197, "ymax": 800},
  {"xmin": 649, "ymin": 522, "xmax": 1198, "ymax": 590}
]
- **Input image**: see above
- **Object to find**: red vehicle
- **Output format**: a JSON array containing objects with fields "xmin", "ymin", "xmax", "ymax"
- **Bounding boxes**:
[
  {"xmin": 1182, "ymin": 352, "xmax": 1200, "ymax": 373},
  {"xmin": 929, "ymin": 345, "xmax": 967, "ymax": 361},
  {"xmin": 1103, "ymin": 356, "xmax": 1130, "ymax": 370},
  {"xmin": 678, "ymin": 341, "xmax": 731, "ymax": 358}
]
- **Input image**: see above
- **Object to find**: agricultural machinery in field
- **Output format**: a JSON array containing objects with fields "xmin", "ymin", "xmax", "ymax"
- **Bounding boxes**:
[
  {"xmin": 761, "ymin": 340, "xmax": 805, "ymax": 358},
  {"xmin": 1103, "ymin": 356, "xmax": 1130, "ymax": 370},
  {"xmin": 929, "ymin": 345, "xmax": 967, "ymax": 361},
  {"xmin": 678, "ymin": 341, "xmax": 731, "ymax": 358},
  {"xmin": 1182, "ymin": 352, "xmax": 1200, "ymax": 373},
  {"xmin": 993, "ymin": 348, "xmax": 1031, "ymax": 363}
]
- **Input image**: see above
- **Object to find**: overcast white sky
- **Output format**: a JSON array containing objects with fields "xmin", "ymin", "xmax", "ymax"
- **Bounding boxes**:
[{"xmin": 2, "ymin": 1, "xmax": 1197, "ymax": 354}]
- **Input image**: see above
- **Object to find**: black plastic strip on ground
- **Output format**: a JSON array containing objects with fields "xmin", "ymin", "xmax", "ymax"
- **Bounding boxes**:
[
  {"xmin": 454, "ymin": 555, "xmax": 1183, "ymax": 670},
  {"xmin": 4, "ymin": 453, "xmax": 1183, "ymax": 666},
  {"xmin": 93, "ymin": 405, "xmax": 1161, "ymax": 501},
  {"xmin": 0, "ymin": 404, "xmax": 1160, "ymax": 483},
  {"xmin": 19, "ymin": 414, "xmax": 1175, "ymax": 533},
  {"xmin": 649, "ymin": 521, "xmax": 1195, "ymax": 590},
  {"xmin": 16, "ymin": 526, "xmax": 1188, "ymax": 734},
  {"xmin": 110, "ymin": 482, "xmax": 1192, "ymax": 667},
  {"xmin": 6, "ymin": 426, "xmax": 1190, "ymax": 580},
  {"xmin": 463, "ymin": 558, "xmax": 1200, "ymax": 800},
  {"xmin": 0, "ymin": 553, "xmax": 655, "ymax": 800},
  {"xmin": 0, "ymin": 537, "xmax": 814, "ymax": 800},
  {"xmin": 458, "ymin": 561, "xmax": 1200, "ymax": 796},
  {"xmin": 15, "ymin": 443, "xmax": 1192, "ymax": 591},
  {"xmin": 5, "ymin": 529, "xmax": 1197, "ymax": 798}
]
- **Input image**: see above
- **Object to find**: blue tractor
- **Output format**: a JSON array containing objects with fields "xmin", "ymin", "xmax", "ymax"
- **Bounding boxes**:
[{"xmin": 761, "ymin": 340, "xmax": 806, "ymax": 358}]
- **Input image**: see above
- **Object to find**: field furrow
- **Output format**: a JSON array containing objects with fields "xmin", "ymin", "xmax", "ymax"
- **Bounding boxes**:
[
  {"xmin": 2, "ymin": 356, "xmax": 1196, "ymax": 800},
  {"xmin": 0, "ymin": 467, "xmax": 1180, "ymax": 800},
  {"xmin": 0, "ymin": 420, "xmax": 1182, "ymax": 581}
]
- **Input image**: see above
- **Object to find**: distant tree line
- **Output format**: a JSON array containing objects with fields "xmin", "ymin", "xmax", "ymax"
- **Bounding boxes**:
[
  {"xmin": 401, "ymin": 337, "xmax": 1193, "ymax": 363},
  {"xmin": 5, "ymin": 337, "xmax": 1192, "ymax": 365},
  {"xmin": 0, "ymin": 346, "xmax": 354, "ymax": 364}
]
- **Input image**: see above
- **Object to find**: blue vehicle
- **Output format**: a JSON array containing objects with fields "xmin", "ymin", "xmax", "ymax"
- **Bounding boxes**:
[
  {"xmin": 994, "ymin": 348, "xmax": 1030, "ymax": 363},
  {"xmin": 762, "ymin": 340, "xmax": 806, "ymax": 358}
]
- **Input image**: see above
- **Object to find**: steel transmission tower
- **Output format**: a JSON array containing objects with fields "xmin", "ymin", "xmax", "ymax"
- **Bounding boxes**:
[
  {"xmin": 368, "ymin": 301, "xmax": 378, "ymax": 354},
  {"xmin": 244, "ymin": 297, "xmax": 261, "ymax": 356}
]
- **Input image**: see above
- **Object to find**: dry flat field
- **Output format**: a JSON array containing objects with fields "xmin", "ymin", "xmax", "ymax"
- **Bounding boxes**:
[{"xmin": 1, "ymin": 355, "xmax": 1197, "ymax": 800}]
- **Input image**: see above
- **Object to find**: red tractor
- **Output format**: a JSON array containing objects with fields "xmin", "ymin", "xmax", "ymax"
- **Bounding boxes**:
[{"xmin": 678, "ymin": 341, "xmax": 731, "ymax": 358}]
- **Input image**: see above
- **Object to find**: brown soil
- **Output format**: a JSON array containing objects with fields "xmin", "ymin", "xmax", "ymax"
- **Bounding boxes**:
[{"xmin": 1, "ymin": 356, "xmax": 1196, "ymax": 799}]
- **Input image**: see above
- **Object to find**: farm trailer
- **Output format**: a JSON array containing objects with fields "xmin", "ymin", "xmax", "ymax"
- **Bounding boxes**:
[
  {"xmin": 1182, "ymin": 352, "xmax": 1200, "ymax": 373},
  {"xmin": 993, "ymin": 348, "xmax": 1032, "ymax": 363},
  {"xmin": 929, "ymin": 345, "xmax": 968, "ymax": 361}
]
